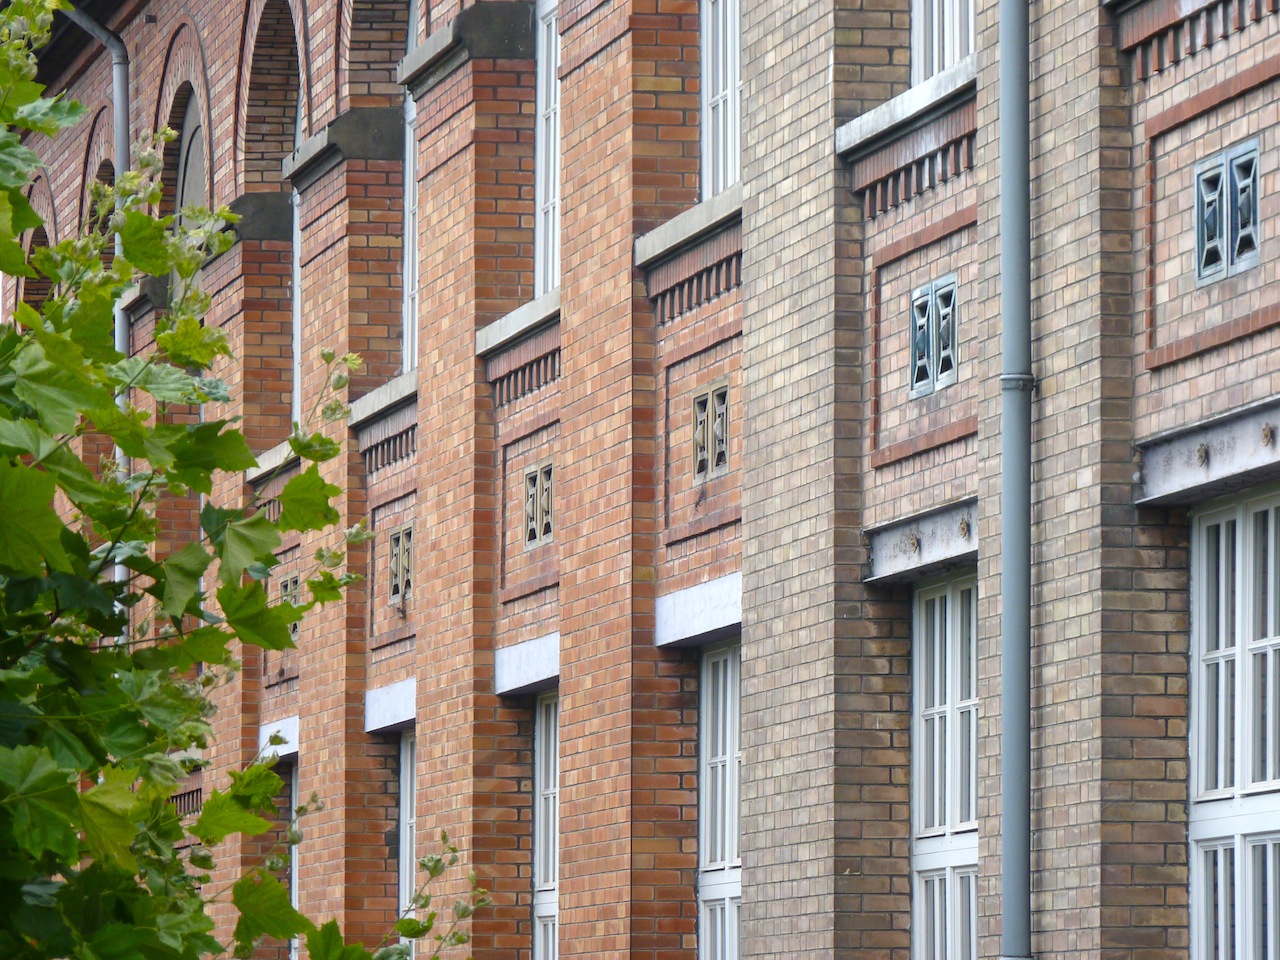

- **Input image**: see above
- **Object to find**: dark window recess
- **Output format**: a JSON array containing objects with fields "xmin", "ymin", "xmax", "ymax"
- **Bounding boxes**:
[
  {"xmin": 909, "ymin": 275, "xmax": 959, "ymax": 399},
  {"xmin": 389, "ymin": 523, "xmax": 413, "ymax": 612},
  {"xmin": 694, "ymin": 384, "xmax": 730, "ymax": 480},
  {"xmin": 1197, "ymin": 140, "xmax": 1261, "ymax": 284},
  {"xmin": 524, "ymin": 462, "xmax": 553, "ymax": 546}
]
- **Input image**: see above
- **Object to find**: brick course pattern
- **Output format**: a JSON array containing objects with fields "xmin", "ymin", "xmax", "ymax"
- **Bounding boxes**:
[{"xmin": 21, "ymin": 0, "xmax": 1280, "ymax": 958}]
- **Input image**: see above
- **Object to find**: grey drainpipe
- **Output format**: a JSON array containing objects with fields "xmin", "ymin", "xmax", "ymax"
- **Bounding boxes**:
[
  {"xmin": 61, "ymin": 6, "xmax": 131, "ymax": 621},
  {"xmin": 998, "ymin": 0, "xmax": 1033, "ymax": 957},
  {"xmin": 61, "ymin": 4, "xmax": 129, "ymax": 359}
]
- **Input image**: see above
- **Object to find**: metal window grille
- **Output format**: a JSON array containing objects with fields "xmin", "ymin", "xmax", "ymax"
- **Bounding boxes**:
[
  {"xmin": 699, "ymin": 644, "xmax": 741, "ymax": 960},
  {"xmin": 525, "ymin": 463, "xmax": 554, "ymax": 546},
  {"xmin": 1190, "ymin": 491, "xmax": 1280, "ymax": 960},
  {"xmin": 280, "ymin": 575, "xmax": 301, "ymax": 641},
  {"xmin": 389, "ymin": 523, "xmax": 414, "ymax": 611},
  {"xmin": 909, "ymin": 275, "xmax": 959, "ymax": 399},
  {"xmin": 912, "ymin": 0, "xmax": 973, "ymax": 84},
  {"xmin": 266, "ymin": 575, "xmax": 301, "ymax": 685},
  {"xmin": 534, "ymin": 0, "xmax": 561, "ymax": 296},
  {"xmin": 694, "ymin": 384, "xmax": 730, "ymax": 480},
  {"xmin": 912, "ymin": 576, "xmax": 978, "ymax": 960},
  {"xmin": 534, "ymin": 694, "xmax": 559, "ymax": 960},
  {"xmin": 1197, "ymin": 140, "xmax": 1261, "ymax": 284},
  {"xmin": 701, "ymin": 0, "xmax": 741, "ymax": 198}
]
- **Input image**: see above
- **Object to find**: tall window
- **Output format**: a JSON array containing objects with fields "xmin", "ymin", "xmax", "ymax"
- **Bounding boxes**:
[
  {"xmin": 912, "ymin": 0, "xmax": 973, "ymax": 84},
  {"xmin": 174, "ymin": 99, "xmax": 208, "ymax": 220},
  {"xmin": 402, "ymin": 0, "xmax": 420, "ymax": 372},
  {"xmin": 399, "ymin": 731, "xmax": 417, "ymax": 954},
  {"xmin": 1192, "ymin": 492, "xmax": 1280, "ymax": 960},
  {"xmin": 534, "ymin": 693, "xmax": 559, "ymax": 960},
  {"xmin": 534, "ymin": 0, "xmax": 560, "ymax": 296},
  {"xmin": 913, "ymin": 577, "xmax": 978, "ymax": 960},
  {"xmin": 700, "ymin": 643, "xmax": 741, "ymax": 960},
  {"xmin": 700, "ymin": 0, "xmax": 740, "ymax": 198},
  {"xmin": 290, "ymin": 82, "xmax": 306, "ymax": 426},
  {"xmin": 285, "ymin": 762, "xmax": 301, "ymax": 960}
]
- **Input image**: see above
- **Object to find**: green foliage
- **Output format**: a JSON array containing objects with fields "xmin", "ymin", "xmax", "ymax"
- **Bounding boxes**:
[{"xmin": 0, "ymin": 4, "xmax": 485, "ymax": 959}]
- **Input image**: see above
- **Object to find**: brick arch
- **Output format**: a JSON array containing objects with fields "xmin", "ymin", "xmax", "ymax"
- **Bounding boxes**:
[
  {"xmin": 154, "ymin": 20, "xmax": 215, "ymax": 208},
  {"xmin": 24, "ymin": 173, "xmax": 57, "ymax": 243},
  {"xmin": 337, "ymin": 0, "xmax": 409, "ymax": 111},
  {"xmin": 237, "ymin": 0, "xmax": 312, "ymax": 194},
  {"xmin": 78, "ymin": 106, "xmax": 114, "ymax": 230}
]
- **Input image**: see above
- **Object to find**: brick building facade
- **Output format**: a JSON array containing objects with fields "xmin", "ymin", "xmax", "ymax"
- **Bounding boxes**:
[{"xmin": 18, "ymin": 0, "xmax": 1280, "ymax": 958}]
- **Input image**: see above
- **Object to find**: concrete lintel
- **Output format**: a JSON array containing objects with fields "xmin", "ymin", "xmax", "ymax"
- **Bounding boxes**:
[
  {"xmin": 634, "ymin": 183, "xmax": 743, "ymax": 269},
  {"xmin": 476, "ymin": 288, "xmax": 560, "ymax": 356},
  {"xmin": 283, "ymin": 107, "xmax": 405, "ymax": 191},
  {"xmin": 258, "ymin": 714, "xmax": 299, "ymax": 759},
  {"xmin": 350, "ymin": 370, "xmax": 419, "ymax": 427},
  {"xmin": 835, "ymin": 56, "xmax": 977, "ymax": 160},
  {"xmin": 1137, "ymin": 400, "xmax": 1280, "ymax": 505},
  {"xmin": 245, "ymin": 438, "xmax": 299, "ymax": 486},
  {"xmin": 654, "ymin": 572, "xmax": 742, "ymax": 648},
  {"xmin": 495, "ymin": 632, "xmax": 560, "ymax": 695},
  {"xmin": 866, "ymin": 499, "xmax": 978, "ymax": 583},
  {"xmin": 364, "ymin": 678, "xmax": 417, "ymax": 732},
  {"xmin": 399, "ymin": 1, "xmax": 535, "ymax": 97},
  {"xmin": 228, "ymin": 191, "xmax": 292, "ymax": 242}
]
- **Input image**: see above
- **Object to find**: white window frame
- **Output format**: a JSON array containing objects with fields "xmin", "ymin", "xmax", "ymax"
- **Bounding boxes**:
[
  {"xmin": 534, "ymin": 0, "xmax": 560, "ymax": 297},
  {"xmin": 290, "ymin": 82, "xmax": 306, "ymax": 428},
  {"xmin": 401, "ymin": 0, "xmax": 421, "ymax": 373},
  {"xmin": 397, "ymin": 731, "xmax": 418, "ymax": 956},
  {"xmin": 699, "ymin": 642, "xmax": 741, "ymax": 960},
  {"xmin": 287, "ymin": 762, "xmax": 301, "ymax": 960},
  {"xmin": 912, "ymin": 575, "xmax": 978, "ymax": 960},
  {"xmin": 700, "ymin": 0, "xmax": 740, "ymax": 199},
  {"xmin": 534, "ymin": 693, "xmax": 559, "ymax": 960},
  {"xmin": 911, "ymin": 0, "xmax": 974, "ymax": 85},
  {"xmin": 1190, "ymin": 489, "xmax": 1280, "ymax": 960}
]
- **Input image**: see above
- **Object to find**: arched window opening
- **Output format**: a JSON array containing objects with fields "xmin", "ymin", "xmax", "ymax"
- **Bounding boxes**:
[
  {"xmin": 245, "ymin": 0, "xmax": 303, "ymax": 192},
  {"xmin": 20, "ymin": 225, "xmax": 52, "ymax": 312}
]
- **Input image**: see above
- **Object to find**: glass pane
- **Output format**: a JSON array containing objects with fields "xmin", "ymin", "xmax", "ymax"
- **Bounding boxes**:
[
  {"xmin": 1255, "ymin": 652, "xmax": 1269, "ymax": 784},
  {"xmin": 923, "ymin": 716, "xmax": 937, "ymax": 829},
  {"xmin": 1206, "ymin": 661, "xmax": 1220, "ymax": 791},
  {"xmin": 1224, "ymin": 846, "xmax": 1237, "ymax": 960},
  {"xmin": 1226, "ymin": 519, "xmax": 1238, "ymax": 648},
  {"xmin": 1225, "ymin": 658, "xmax": 1236, "ymax": 789},
  {"xmin": 957, "ymin": 871, "xmax": 977, "ymax": 960},
  {"xmin": 923, "ymin": 597, "xmax": 938, "ymax": 708},
  {"xmin": 960, "ymin": 707, "xmax": 974, "ymax": 823},
  {"xmin": 1256, "ymin": 511, "xmax": 1270, "ymax": 641},
  {"xmin": 1251, "ymin": 843, "xmax": 1269, "ymax": 960},
  {"xmin": 938, "ymin": 714, "xmax": 947, "ymax": 828},
  {"xmin": 1208, "ymin": 523, "xmax": 1222, "ymax": 652},
  {"xmin": 937, "ymin": 594, "xmax": 949, "ymax": 707},
  {"xmin": 959, "ymin": 587, "xmax": 975, "ymax": 700},
  {"xmin": 1208, "ymin": 848, "xmax": 1220, "ymax": 960},
  {"xmin": 1273, "ymin": 650, "xmax": 1280, "ymax": 784}
]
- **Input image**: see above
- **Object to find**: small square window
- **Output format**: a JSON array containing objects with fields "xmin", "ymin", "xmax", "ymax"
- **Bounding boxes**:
[
  {"xmin": 909, "ymin": 275, "xmax": 959, "ymax": 399},
  {"xmin": 524, "ymin": 462, "xmax": 554, "ymax": 547},
  {"xmin": 276, "ymin": 574, "xmax": 301, "ymax": 645},
  {"xmin": 694, "ymin": 383, "xmax": 730, "ymax": 480},
  {"xmin": 1197, "ymin": 139, "xmax": 1261, "ymax": 285},
  {"xmin": 388, "ymin": 523, "xmax": 413, "ymax": 612}
]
